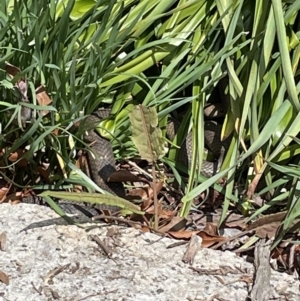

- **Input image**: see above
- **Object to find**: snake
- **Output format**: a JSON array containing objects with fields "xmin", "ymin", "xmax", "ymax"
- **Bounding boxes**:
[
  {"xmin": 83, "ymin": 110, "xmax": 126, "ymax": 198},
  {"xmin": 20, "ymin": 102, "xmax": 229, "ymax": 214},
  {"xmin": 167, "ymin": 103, "xmax": 230, "ymax": 177},
  {"xmin": 20, "ymin": 110, "xmax": 125, "ymax": 214},
  {"xmin": 84, "ymin": 101, "xmax": 230, "ymax": 197}
]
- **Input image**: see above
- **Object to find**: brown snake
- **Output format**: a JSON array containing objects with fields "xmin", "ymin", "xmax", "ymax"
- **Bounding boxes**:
[
  {"xmin": 83, "ymin": 110, "xmax": 126, "ymax": 197},
  {"xmin": 166, "ymin": 102, "xmax": 230, "ymax": 177},
  {"xmin": 21, "ymin": 103, "xmax": 229, "ymax": 214},
  {"xmin": 84, "ymin": 101, "xmax": 230, "ymax": 197}
]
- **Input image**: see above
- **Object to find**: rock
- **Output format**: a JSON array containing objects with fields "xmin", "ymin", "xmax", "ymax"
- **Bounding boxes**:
[{"xmin": 0, "ymin": 203, "xmax": 299, "ymax": 301}]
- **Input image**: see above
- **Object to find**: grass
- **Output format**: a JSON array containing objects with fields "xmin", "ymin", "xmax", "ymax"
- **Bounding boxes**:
[{"xmin": 0, "ymin": 0, "xmax": 300, "ymax": 248}]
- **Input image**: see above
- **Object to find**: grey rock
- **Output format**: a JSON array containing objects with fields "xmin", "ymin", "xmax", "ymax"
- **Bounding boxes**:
[{"xmin": 0, "ymin": 203, "xmax": 299, "ymax": 301}]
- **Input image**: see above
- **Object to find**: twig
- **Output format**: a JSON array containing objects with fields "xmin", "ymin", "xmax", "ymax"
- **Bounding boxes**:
[
  {"xmin": 92, "ymin": 214, "xmax": 166, "ymax": 236},
  {"xmin": 127, "ymin": 160, "xmax": 153, "ymax": 180},
  {"xmin": 90, "ymin": 235, "xmax": 112, "ymax": 258},
  {"xmin": 211, "ymin": 229, "xmax": 254, "ymax": 250},
  {"xmin": 152, "ymin": 164, "xmax": 158, "ymax": 231}
]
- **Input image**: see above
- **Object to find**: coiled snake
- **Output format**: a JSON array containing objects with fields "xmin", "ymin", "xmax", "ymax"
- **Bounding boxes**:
[
  {"xmin": 85, "ymin": 103, "xmax": 230, "ymax": 196},
  {"xmin": 21, "ymin": 103, "xmax": 229, "ymax": 213}
]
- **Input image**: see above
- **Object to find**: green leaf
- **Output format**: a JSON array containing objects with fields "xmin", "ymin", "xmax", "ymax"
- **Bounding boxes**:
[
  {"xmin": 129, "ymin": 105, "xmax": 166, "ymax": 162},
  {"xmin": 39, "ymin": 191, "xmax": 144, "ymax": 215}
]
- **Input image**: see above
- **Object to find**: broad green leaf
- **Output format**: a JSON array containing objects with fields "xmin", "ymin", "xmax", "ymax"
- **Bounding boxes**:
[
  {"xmin": 129, "ymin": 105, "xmax": 166, "ymax": 162},
  {"xmin": 39, "ymin": 191, "xmax": 144, "ymax": 215}
]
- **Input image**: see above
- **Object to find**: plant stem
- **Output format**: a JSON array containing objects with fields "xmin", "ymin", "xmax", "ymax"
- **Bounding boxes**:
[{"xmin": 152, "ymin": 164, "xmax": 158, "ymax": 231}]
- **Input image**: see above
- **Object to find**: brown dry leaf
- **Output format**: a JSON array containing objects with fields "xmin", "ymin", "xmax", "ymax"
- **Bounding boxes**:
[
  {"xmin": 5, "ymin": 62, "xmax": 20, "ymax": 77},
  {"xmin": 0, "ymin": 187, "xmax": 9, "ymax": 203},
  {"xmin": 77, "ymin": 155, "xmax": 86, "ymax": 169},
  {"xmin": 189, "ymin": 211, "xmax": 245, "ymax": 230},
  {"xmin": 128, "ymin": 181, "xmax": 163, "ymax": 203},
  {"xmin": 141, "ymin": 226, "xmax": 150, "ymax": 232},
  {"xmin": 271, "ymin": 247, "xmax": 285, "ymax": 260},
  {"xmin": 36, "ymin": 166, "xmax": 51, "ymax": 183},
  {"xmin": 3, "ymin": 192, "xmax": 23, "ymax": 204},
  {"xmin": 204, "ymin": 222, "xmax": 218, "ymax": 236},
  {"xmin": 159, "ymin": 216, "xmax": 187, "ymax": 233},
  {"xmin": 0, "ymin": 232, "xmax": 7, "ymax": 251},
  {"xmin": 139, "ymin": 195, "xmax": 152, "ymax": 210},
  {"xmin": 251, "ymin": 194, "xmax": 265, "ymax": 207},
  {"xmin": 147, "ymin": 181, "xmax": 163, "ymax": 199},
  {"xmin": 8, "ymin": 149, "xmax": 28, "ymax": 167},
  {"xmin": 247, "ymin": 173, "xmax": 262, "ymax": 198},
  {"xmin": 108, "ymin": 170, "xmax": 147, "ymax": 183},
  {"xmin": 36, "ymin": 85, "xmax": 52, "ymax": 105},
  {"xmin": 0, "ymin": 270, "xmax": 9, "ymax": 285},
  {"xmin": 36, "ymin": 85, "xmax": 52, "ymax": 116},
  {"xmin": 248, "ymin": 211, "xmax": 288, "ymax": 230},
  {"xmin": 127, "ymin": 187, "xmax": 150, "ymax": 202},
  {"xmin": 223, "ymin": 214, "xmax": 247, "ymax": 229},
  {"xmin": 144, "ymin": 201, "xmax": 174, "ymax": 219},
  {"xmin": 198, "ymin": 230, "xmax": 226, "ymax": 248},
  {"xmin": 52, "ymin": 128, "xmax": 60, "ymax": 136},
  {"xmin": 168, "ymin": 230, "xmax": 200, "ymax": 240},
  {"xmin": 255, "ymin": 223, "xmax": 279, "ymax": 239},
  {"xmin": 5, "ymin": 62, "xmax": 28, "ymax": 102}
]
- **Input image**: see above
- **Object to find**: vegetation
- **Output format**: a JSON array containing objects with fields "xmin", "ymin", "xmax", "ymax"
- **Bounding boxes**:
[{"xmin": 1, "ymin": 0, "xmax": 300, "ymax": 250}]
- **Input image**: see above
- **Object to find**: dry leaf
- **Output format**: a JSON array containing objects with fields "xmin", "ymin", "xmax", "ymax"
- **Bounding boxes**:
[
  {"xmin": 255, "ymin": 223, "xmax": 279, "ymax": 239},
  {"xmin": 0, "ymin": 187, "xmax": 9, "ymax": 203},
  {"xmin": 140, "ymin": 194, "xmax": 153, "ymax": 209},
  {"xmin": 248, "ymin": 211, "xmax": 287, "ymax": 230},
  {"xmin": 108, "ymin": 170, "xmax": 146, "ymax": 183},
  {"xmin": 198, "ymin": 231, "xmax": 227, "ymax": 248},
  {"xmin": 247, "ymin": 173, "xmax": 262, "ymax": 198},
  {"xmin": 52, "ymin": 128, "xmax": 60, "ymax": 136},
  {"xmin": 145, "ymin": 202, "xmax": 173, "ymax": 219},
  {"xmin": 128, "ymin": 181, "xmax": 163, "ymax": 203},
  {"xmin": 36, "ymin": 85, "xmax": 52, "ymax": 105},
  {"xmin": 0, "ymin": 270, "xmax": 9, "ymax": 285},
  {"xmin": 0, "ymin": 232, "xmax": 7, "ymax": 251},
  {"xmin": 36, "ymin": 166, "xmax": 51, "ymax": 183},
  {"xmin": 36, "ymin": 85, "xmax": 52, "ymax": 116},
  {"xmin": 189, "ymin": 211, "xmax": 245, "ymax": 230},
  {"xmin": 8, "ymin": 149, "xmax": 28, "ymax": 167},
  {"xmin": 4, "ymin": 192, "xmax": 23, "ymax": 204},
  {"xmin": 159, "ymin": 216, "xmax": 187, "ymax": 233},
  {"xmin": 147, "ymin": 181, "xmax": 163, "ymax": 199},
  {"xmin": 168, "ymin": 230, "xmax": 200, "ymax": 240},
  {"xmin": 204, "ymin": 222, "xmax": 218, "ymax": 236},
  {"xmin": 5, "ymin": 62, "xmax": 20, "ymax": 77}
]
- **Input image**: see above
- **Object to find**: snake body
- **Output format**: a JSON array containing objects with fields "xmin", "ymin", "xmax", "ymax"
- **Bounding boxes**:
[
  {"xmin": 21, "ymin": 105, "xmax": 229, "ymax": 214},
  {"xmin": 177, "ymin": 121, "xmax": 226, "ymax": 177},
  {"xmin": 167, "ymin": 104, "xmax": 230, "ymax": 177},
  {"xmin": 85, "ymin": 103, "xmax": 229, "ymax": 196},
  {"xmin": 84, "ymin": 110, "xmax": 126, "ymax": 197}
]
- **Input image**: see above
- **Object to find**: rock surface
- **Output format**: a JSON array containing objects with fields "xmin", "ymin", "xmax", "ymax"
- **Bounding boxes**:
[{"xmin": 0, "ymin": 203, "xmax": 299, "ymax": 301}]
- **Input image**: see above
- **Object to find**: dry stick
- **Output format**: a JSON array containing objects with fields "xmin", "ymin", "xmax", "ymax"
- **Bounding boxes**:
[
  {"xmin": 211, "ymin": 229, "xmax": 255, "ymax": 250},
  {"xmin": 92, "ymin": 214, "xmax": 166, "ymax": 236},
  {"xmin": 127, "ymin": 160, "xmax": 153, "ymax": 180},
  {"xmin": 182, "ymin": 234, "xmax": 202, "ymax": 265},
  {"xmin": 250, "ymin": 239, "xmax": 271, "ymax": 301},
  {"xmin": 152, "ymin": 164, "xmax": 158, "ymax": 231},
  {"xmin": 90, "ymin": 235, "xmax": 112, "ymax": 258}
]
